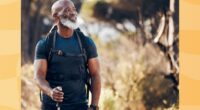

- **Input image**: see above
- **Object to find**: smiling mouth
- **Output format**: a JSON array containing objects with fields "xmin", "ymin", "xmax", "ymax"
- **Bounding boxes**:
[{"xmin": 69, "ymin": 17, "xmax": 77, "ymax": 22}]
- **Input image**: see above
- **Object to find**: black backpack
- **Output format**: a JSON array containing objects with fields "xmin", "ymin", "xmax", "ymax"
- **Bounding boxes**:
[{"xmin": 44, "ymin": 25, "xmax": 91, "ymax": 99}]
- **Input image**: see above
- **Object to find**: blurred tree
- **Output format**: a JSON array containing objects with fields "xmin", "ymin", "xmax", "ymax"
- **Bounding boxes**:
[
  {"xmin": 93, "ymin": 0, "xmax": 179, "ymax": 84},
  {"xmin": 93, "ymin": 0, "xmax": 179, "ymax": 109},
  {"xmin": 21, "ymin": 0, "xmax": 31, "ymax": 64}
]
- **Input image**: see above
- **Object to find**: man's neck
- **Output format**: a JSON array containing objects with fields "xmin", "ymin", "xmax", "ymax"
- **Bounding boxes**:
[{"xmin": 57, "ymin": 24, "xmax": 74, "ymax": 38}]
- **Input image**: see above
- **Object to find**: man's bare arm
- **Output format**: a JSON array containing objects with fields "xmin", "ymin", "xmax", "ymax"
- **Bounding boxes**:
[
  {"xmin": 88, "ymin": 57, "xmax": 101, "ymax": 106},
  {"xmin": 34, "ymin": 59, "xmax": 52, "ymax": 96},
  {"xmin": 34, "ymin": 59, "xmax": 64, "ymax": 102}
]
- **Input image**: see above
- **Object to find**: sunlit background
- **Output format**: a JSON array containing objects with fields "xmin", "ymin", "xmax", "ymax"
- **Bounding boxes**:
[{"xmin": 21, "ymin": 0, "xmax": 179, "ymax": 110}]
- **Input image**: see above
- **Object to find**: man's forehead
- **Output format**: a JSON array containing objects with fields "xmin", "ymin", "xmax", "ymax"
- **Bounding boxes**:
[{"xmin": 52, "ymin": 0, "xmax": 75, "ymax": 11}]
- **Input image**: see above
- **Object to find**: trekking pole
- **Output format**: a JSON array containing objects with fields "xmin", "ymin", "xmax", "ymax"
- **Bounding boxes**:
[
  {"xmin": 56, "ymin": 86, "xmax": 62, "ymax": 110},
  {"xmin": 56, "ymin": 103, "xmax": 60, "ymax": 110}
]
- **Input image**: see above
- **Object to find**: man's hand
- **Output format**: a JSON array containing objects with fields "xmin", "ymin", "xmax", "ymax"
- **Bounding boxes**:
[{"xmin": 49, "ymin": 86, "xmax": 64, "ymax": 102}]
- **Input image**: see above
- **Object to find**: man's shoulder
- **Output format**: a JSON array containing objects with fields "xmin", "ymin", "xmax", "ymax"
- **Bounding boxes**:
[
  {"xmin": 84, "ymin": 36, "xmax": 96, "ymax": 46},
  {"xmin": 36, "ymin": 39, "xmax": 46, "ymax": 46},
  {"xmin": 35, "ymin": 39, "xmax": 47, "ymax": 51},
  {"xmin": 81, "ymin": 36, "xmax": 98, "ymax": 58},
  {"xmin": 35, "ymin": 39, "xmax": 48, "ymax": 59}
]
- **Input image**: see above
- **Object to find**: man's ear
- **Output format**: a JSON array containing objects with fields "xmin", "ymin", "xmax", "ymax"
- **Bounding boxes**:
[{"xmin": 52, "ymin": 13, "xmax": 59, "ymax": 24}]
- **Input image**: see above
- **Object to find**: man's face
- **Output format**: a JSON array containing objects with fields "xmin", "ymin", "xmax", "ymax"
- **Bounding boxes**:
[
  {"xmin": 56, "ymin": 1, "xmax": 78, "ymax": 29},
  {"xmin": 58, "ymin": 2, "xmax": 77, "ymax": 23}
]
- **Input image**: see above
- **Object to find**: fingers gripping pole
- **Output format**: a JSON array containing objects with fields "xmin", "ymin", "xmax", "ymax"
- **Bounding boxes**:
[{"xmin": 56, "ymin": 86, "xmax": 62, "ymax": 110}]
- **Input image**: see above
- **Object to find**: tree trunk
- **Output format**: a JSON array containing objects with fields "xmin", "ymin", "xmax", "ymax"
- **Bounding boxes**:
[
  {"xmin": 29, "ymin": 0, "xmax": 43, "ymax": 62},
  {"xmin": 21, "ymin": 0, "xmax": 31, "ymax": 64}
]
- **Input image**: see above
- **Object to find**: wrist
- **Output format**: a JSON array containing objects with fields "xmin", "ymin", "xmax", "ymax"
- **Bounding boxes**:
[{"xmin": 47, "ymin": 88, "xmax": 53, "ymax": 97}]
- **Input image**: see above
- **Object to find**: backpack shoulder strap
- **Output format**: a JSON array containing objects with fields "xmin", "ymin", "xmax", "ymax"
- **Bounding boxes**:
[
  {"xmin": 75, "ymin": 28, "xmax": 89, "ymax": 63},
  {"xmin": 75, "ymin": 28, "xmax": 92, "ymax": 100},
  {"xmin": 45, "ymin": 26, "xmax": 57, "ymax": 62}
]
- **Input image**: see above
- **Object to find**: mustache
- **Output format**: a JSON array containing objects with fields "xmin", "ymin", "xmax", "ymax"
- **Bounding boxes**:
[
  {"xmin": 59, "ymin": 13, "xmax": 77, "ymax": 19},
  {"xmin": 60, "ymin": 17, "xmax": 78, "ymax": 29},
  {"xmin": 61, "ymin": 16, "xmax": 77, "ymax": 22}
]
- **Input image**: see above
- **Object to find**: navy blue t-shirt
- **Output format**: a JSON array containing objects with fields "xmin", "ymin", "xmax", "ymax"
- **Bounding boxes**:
[{"xmin": 35, "ymin": 31, "xmax": 98, "ymax": 60}]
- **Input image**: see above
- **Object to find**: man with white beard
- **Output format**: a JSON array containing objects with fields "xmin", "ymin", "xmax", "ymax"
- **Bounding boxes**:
[{"xmin": 34, "ymin": 0, "xmax": 101, "ymax": 110}]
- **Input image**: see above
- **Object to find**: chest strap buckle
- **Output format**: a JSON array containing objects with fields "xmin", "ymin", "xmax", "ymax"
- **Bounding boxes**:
[{"xmin": 57, "ymin": 50, "xmax": 63, "ymax": 56}]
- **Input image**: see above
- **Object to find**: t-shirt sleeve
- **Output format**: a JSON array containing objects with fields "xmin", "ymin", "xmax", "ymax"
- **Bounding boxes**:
[
  {"xmin": 85, "ymin": 37, "xmax": 98, "ymax": 59},
  {"xmin": 35, "ymin": 39, "xmax": 47, "ymax": 60}
]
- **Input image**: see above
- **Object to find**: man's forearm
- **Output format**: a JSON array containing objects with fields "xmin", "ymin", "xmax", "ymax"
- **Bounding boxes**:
[
  {"xmin": 35, "ymin": 77, "xmax": 52, "ymax": 97},
  {"xmin": 91, "ymin": 73, "xmax": 101, "ymax": 105}
]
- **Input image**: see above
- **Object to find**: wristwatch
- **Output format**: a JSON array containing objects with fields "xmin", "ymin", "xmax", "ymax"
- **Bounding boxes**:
[{"xmin": 90, "ymin": 104, "xmax": 99, "ymax": 110}]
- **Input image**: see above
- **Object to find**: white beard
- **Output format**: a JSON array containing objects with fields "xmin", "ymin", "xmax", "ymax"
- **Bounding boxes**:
[{"xmin": 60, "ymin": 18, "xmax": 78, "ymax": 29}]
